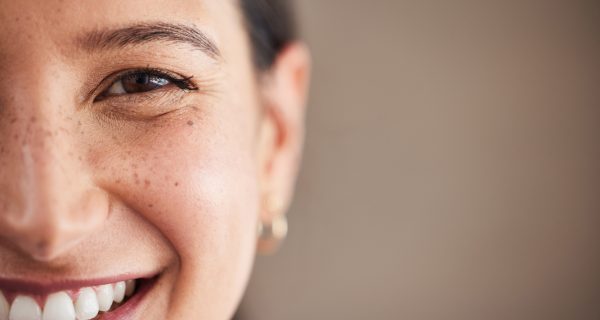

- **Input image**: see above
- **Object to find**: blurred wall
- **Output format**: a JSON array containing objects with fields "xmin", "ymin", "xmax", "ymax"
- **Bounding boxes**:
[{"xmin": 237, "ymin": 1, "xmax": 600, "ymax": 319}]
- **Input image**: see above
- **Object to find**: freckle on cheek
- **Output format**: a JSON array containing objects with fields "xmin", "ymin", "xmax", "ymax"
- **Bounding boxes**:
[{"xmin": 187, "ymin": 120, "xmax": 194, "ymax": 126}]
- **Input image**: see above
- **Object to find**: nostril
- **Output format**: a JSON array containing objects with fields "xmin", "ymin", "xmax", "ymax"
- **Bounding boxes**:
[
  {"xmin": 35, "ymin": 240, "xmax": 48, "ymax": 252},
  {"xmin": 0, "ymin": 197, "xmax": 110, "ymax": 261},
  {"xmin": 17, "ymin": 234, "xmax": 77, "ymax": 262},
  {"xmin": 29, "ymin": 239, "xmax": 63, "ymax": 262},
  {"xmin": 0, "ymin": 215, "xmax": 99, "ymax": 262},
  {"xmin": 4, "ymin": 230, "xmax": 58, "ymax": 261}
]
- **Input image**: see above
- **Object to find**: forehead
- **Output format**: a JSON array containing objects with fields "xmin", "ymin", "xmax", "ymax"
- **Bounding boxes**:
[{"xmin": 0, "ymin": 0, "xmax": 240, "ymax": 60}]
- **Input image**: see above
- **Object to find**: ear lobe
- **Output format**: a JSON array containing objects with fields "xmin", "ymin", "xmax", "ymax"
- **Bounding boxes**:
[{"xmin": 256, "ymin": 42, "xmax": 311, "ymax": 240}]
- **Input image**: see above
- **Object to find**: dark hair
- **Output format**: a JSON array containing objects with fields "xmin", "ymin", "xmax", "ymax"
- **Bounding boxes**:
[{"xmin": 240, "ymin": 0, "xmax": 297, "ymax": 70}]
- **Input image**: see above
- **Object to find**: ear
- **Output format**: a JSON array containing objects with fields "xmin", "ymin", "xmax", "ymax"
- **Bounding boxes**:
[{"xmin": 256, "ymin": 42, "xmax": 311, "ymax": 251}]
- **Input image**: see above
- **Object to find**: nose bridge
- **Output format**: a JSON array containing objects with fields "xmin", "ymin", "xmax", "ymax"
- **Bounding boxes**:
[
  {"xmin": 0, "ymin": 68, "xmax": 109, "ymax": 261},
  {"xmin": 13, "ymin": 69, "xmax": 81, "ymax": 218}
]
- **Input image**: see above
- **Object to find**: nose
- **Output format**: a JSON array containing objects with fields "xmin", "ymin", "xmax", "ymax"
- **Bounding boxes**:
[{"xmin": 0, "ymin": 94, "xmax": 109, "ymax": 262}]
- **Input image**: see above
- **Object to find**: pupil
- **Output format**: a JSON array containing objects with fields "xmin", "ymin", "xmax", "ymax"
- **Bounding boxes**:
[{"xmin": 135, "ymin": 74, "xmax": 149, "ymax": 84}]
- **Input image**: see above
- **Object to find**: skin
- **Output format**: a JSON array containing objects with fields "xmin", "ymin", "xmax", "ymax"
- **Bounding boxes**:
[{"xmin": 0, "ymin": 0, "xmax": 310, "ymax": 319}]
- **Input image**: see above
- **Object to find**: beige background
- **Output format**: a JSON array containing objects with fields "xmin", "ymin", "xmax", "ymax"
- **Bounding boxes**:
[{"xmin": 237, "ymin": 1, "xmax": 600, "ymax": 319}]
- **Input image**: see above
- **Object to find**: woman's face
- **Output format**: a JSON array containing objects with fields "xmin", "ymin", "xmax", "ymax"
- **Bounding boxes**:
[{"xmin": 0, "ymin": 0, "xmax": 308, "ymax": 319}]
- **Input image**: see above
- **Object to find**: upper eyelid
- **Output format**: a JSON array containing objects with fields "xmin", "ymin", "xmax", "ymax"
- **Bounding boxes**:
[{"xmin": 115, "ymin": 68, "xmax": 184, "ymax": 80}]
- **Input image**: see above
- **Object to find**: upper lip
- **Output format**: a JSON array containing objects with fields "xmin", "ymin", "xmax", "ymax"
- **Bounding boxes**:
[{"xmin": 0, "ymin": 272, "xmax": 154, "ymax": 295}]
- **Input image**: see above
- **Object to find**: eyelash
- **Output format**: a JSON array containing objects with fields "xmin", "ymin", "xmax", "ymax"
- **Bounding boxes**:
[{"xmin": 94, "ymin": 68, "xmax": 199, "ymax": 102}]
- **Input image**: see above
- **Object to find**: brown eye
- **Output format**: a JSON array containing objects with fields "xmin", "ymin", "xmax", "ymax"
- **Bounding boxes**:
[
  {"xmin": 95, "ymin": 69, "xmax": 199, "ymax": 102},
  {"xmin": 123, "ymin": 73, "xmax": 170, "ymax": 93},
  {"xmin": 104, "ymin": 72, "xmax": 170, "ymax": 97}
]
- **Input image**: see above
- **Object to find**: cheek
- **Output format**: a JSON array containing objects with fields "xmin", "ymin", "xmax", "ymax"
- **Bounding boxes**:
[{"xmin": 88, "ymin": 103, "xmax": 259, "ymax": 307}]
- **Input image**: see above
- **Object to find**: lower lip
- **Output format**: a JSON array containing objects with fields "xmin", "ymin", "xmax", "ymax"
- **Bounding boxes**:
[{"xmin": 98, "ymin": 275, "xmax": 159, "ymax": 320}]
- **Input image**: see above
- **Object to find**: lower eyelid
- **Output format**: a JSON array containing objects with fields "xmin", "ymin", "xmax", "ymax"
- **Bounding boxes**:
[
  {"xmin": 95, "ymin": 88, "xmax": 190, "ymax": 118},
  {"xmin": 105, "ymin": 88, "xmax": 178, "ymax": 104}
]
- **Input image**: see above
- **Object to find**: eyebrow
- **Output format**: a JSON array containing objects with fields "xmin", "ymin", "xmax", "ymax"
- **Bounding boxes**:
[{"xmin": 78, "ymin": 22, "xmax": 221, "ymax": 59}]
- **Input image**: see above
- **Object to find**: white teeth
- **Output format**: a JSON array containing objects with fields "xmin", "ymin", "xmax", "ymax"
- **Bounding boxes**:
[
  {"xmin": 0, "ymin": 291, "xmax": 9, "ymax": 320},
  {"xmin": 112, "ymin": 282, "xmax": 125, "ymax": 304},
  {"xmin": 42, "ymin": 292, "xmax": 75, "ymax": 320},
  {"xmin": 1, "ymin": 279, "xmax": 137, "ymax": 320},
  {"xmin": 9, "ymin": 296, "xmax": 41, "ymax": 320},
  {"xmin": 74, "ymin": 288, "xmax": 98, "ymax": 320},
  {"xmin": 95, "ymin": 285, "xmax": 113, "ymax": 312},
  {"xmin": 124, "ymin": 280, "xmax": 136, "ymax": 298}
]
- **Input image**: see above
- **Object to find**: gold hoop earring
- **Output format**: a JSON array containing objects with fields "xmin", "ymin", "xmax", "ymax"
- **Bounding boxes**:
[{"xmin": 257, "ymin": 215, "xmax": 288, "ymax": 255}]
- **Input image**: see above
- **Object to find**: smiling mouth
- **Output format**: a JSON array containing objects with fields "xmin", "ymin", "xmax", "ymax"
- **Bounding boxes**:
[{"xmin": 0, "ymin": 274, "xmax": 159, "ymax": 320}]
